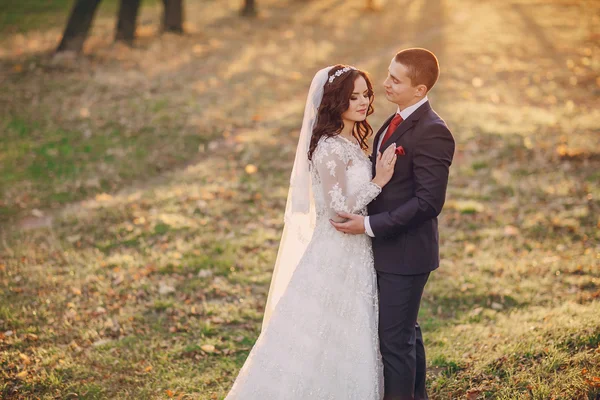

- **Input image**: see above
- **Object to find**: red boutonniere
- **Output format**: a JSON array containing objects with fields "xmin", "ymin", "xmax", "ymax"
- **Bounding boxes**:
[{"xmin": 395, "ymin": 145, "xmax": 406, "ymax": 155}]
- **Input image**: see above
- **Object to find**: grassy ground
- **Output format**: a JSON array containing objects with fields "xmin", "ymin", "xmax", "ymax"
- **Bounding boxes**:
[
  {"xmin": 0, "ymin": 0, "xmax": 161, "ymax": 35},
  {"xmin": 1, "ymin": 0, "xmax": 599, "ymax": 398}
]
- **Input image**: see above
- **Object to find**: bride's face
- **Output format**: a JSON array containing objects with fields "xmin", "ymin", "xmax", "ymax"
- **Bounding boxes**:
[{"xmin": 341, "ymin": 76, "xmax": 371, "ymax": 123}]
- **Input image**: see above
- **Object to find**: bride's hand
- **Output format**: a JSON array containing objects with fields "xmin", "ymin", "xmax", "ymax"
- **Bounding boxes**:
[{"xmin": 373, "ymin": 144, "xmax": 397, "ymax": 188}]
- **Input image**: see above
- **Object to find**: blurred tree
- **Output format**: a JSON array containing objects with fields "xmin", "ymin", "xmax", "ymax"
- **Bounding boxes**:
[
  {"xmin": 115, "ymin": 0, "xmax": 142, "ymax": 44},
  {"xmin": 56, "ymin": 0, "xmax": 102, "ymax": 53},
  {"xmin": 56, "ymin": 0, "xmax": 187, "ymax": 53},
  {"xmin": 241, "ymin": 0, "xmax": 257, "ymax": 17},
  {"xmin": 162, "ymin": 0, "xmax": 184, "ymax": 33},
  {"xmin": 365, "ymin": 0, "xmax": 379, "ymax": 11}
]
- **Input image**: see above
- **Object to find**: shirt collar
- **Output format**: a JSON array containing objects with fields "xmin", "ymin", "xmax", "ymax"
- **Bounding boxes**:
[{"xmin": 397, "ymin": 96, "xmax": 429, "ymax": 120}]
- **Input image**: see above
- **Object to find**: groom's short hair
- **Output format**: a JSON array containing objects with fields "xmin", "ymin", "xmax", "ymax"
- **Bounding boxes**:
[{"xmin": 394, "ymin": 48, "xmax": 439, "ymax": 92}]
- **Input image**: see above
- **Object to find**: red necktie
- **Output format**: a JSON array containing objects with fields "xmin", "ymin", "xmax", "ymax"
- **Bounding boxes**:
[{"xmin": 380, "ymin": 113, "xmax": 403, "ymax": 147}]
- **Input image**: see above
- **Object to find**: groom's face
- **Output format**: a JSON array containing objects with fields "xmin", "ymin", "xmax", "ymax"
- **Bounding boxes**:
[{"xmin": 383, "ymin": 60, "xmax": 420, "ymax": 110}]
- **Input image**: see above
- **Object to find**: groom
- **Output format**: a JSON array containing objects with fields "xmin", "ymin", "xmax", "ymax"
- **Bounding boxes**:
[{"xmin": 331, "ymin": 48, "xmax": 455, "ymax": 400}]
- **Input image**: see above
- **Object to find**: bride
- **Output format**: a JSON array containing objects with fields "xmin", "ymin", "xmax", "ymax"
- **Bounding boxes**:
[{"xmin": 225, "ymin": 65, "xmax": 398, "ymax": 399}]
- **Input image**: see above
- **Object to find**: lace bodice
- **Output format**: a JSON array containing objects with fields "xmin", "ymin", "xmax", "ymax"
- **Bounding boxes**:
[{"xmin": 311, "ymin": 135, "xmax": 381, "ymax": 221}]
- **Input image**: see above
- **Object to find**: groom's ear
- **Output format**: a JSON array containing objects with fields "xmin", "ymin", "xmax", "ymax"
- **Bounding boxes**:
[{"xmin": 415, "ymin": 84, "xmax": 428, "ymax": 97}]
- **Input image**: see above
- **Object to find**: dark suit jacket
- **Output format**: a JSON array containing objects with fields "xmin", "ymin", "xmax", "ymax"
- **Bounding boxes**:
[{"xmin": 368, "ymin": 101, "xmax": 455, "ymax": 275}]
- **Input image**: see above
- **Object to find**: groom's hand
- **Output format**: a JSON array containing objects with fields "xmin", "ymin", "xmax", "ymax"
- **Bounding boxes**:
[{"xmin": 330, "ymin": 212, "xmax": 365, "ymax": 235}]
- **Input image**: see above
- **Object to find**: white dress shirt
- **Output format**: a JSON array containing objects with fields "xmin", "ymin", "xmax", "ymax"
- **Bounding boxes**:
[{"xmin": 364, "ymin": 96, "xmax": 429, "ymax": 237}]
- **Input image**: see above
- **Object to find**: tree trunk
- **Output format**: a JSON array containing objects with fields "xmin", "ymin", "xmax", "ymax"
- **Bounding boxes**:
[
  {"xmin": 366, "ymin": 0, "xmax": 378, "ymax": 10},
  {"xmin": 241, "ymin": 0, "xmax": 257, "ymax": 17},
  {"xmin": 162, "ymin": 0, "xmax": 184, "ymax": 33},
  {"xmin": 115, "ymin": 0, "xmax": 142, "ymax": 44},
  {"xmin": 56, "ymin": 0, "xmax": 103, "ymax": 53}
]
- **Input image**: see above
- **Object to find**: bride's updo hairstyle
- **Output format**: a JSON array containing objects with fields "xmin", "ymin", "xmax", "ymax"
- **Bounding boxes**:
[{"xmin": 308, "ymin": 65, "xmax": 375, "ymax": 160}]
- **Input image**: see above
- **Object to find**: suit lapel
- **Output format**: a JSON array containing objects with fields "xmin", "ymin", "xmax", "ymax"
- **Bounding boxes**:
[
  {"xmin": 371, "ymin": 114, "xmax": 395, "ymax": 175},
  {"xmin": 379, "ymin": 119, "xmax": 415, "ymax": 153},
  {"xmin": 379, "ymin": 101, "xmax": 432, "ymax": 152},
  {"xmin": 371, "ymin": 101, "xmax": 432, "ymax": 175},
  {"xmin": 372, "ymin": 114, "xmax": 394, "ymax": 159}
]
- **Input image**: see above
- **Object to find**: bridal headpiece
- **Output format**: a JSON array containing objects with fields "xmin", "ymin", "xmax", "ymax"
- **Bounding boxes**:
[{"xmin": 328, "ymin": 66, "xmax": 356, "ymax": 83}]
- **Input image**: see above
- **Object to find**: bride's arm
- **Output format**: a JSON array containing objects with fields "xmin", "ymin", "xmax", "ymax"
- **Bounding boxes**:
[{"xmin": 313, "ymin": 139, "xmax": 382, "ymax": 219}]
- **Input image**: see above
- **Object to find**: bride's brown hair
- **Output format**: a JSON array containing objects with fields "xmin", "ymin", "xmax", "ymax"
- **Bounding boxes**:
[{"xmin": 308, "ymin": 65, "xmax": 375, "ymax": 160}]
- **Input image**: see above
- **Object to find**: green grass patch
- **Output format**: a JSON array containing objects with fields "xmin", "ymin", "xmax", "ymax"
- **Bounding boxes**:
[
  {"xmin": 0, "ymin": 115, "xmax": 214, "ymax": 221},
  {"xmin": 0, "ymin": 0, "xmax": 159, "ymax": 34}
]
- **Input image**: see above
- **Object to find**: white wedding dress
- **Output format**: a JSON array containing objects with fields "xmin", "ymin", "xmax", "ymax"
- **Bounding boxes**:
[{"xmin": 225, "ymin": 135, "xmax": 384, "ymax": 400}]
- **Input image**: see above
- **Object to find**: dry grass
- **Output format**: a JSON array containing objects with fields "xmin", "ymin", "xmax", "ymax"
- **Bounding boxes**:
[{"xmin": 0, "ymin": 0, "xmax": 599, "ymax": 398}]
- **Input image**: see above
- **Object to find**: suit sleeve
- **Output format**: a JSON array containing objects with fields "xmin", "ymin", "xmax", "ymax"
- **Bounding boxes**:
[{"xmin": 368, "ymin": 124, "xmax": 455, "ymax": 237}]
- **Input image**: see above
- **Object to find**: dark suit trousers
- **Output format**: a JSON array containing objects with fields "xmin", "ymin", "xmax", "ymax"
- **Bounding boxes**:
[{"xmin": 377, "ymin": 271, "xmax": 430, "ymax": 400}]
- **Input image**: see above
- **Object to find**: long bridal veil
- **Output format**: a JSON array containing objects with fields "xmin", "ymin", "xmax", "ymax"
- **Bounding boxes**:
[{"xmin": 261, "ymin": 66, "xmax": 333, "ymax": 330}]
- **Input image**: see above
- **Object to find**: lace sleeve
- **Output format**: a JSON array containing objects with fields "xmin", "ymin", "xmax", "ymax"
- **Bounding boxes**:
[{"xmin": 313, "ymin": 138, "xmax": 382, "ymax": 215}]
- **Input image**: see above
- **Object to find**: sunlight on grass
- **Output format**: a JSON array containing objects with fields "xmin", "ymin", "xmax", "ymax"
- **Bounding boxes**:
[{"xmin": 0, "ymin": 0, "xmax": 598, "ymax": 398}]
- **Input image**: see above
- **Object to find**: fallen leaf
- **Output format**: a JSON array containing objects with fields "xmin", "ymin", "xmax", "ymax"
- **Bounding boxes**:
[
  {"xmin": 245, "ymin": 164, "xmax": 258, "ymax": 174},
  {"xmin": 67, "ymin": 234, "xmax": 81, "ymax": 243},
  {"xmin": 159, "ymin": 282, "xmax": 176, "ymax": 295},
  {"xmin": 470, "ymin": 307, "xmax": 484, "ymax": 316},
  {"xmin": 15, "ymin": 370, "xmax": 27, "ymax": 380},
  {"xmin": 19, "ymin": 353, "xmax": 31, "ymax": 365},
  {"xmin": 201, "ymin": 344, "xmax": 216, "ymax": 353},
  {"xmin": 93, "ymin": 339, "xmax": 112, "ymax": 347},
  {"xmin": 464, "ymin": 243, "xmax": 476, "ymax": 255},
  {"xmin": 25, "ymin": 333, "xmax": 38, "ymax": 341},
  {"xmin": 466, "ymin": 389, "xmax": 481, "ymax": 400},
  {"xmin": 69, "ymin": 340, "xmax": 82, "ymax": 352},
  {"xmin": 112, "ymin": 274, "xmax": 124, "ymax": 286},
  {"xmin": 96, "ymin": 193, "xmax": 113, "ymax": 202}
]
